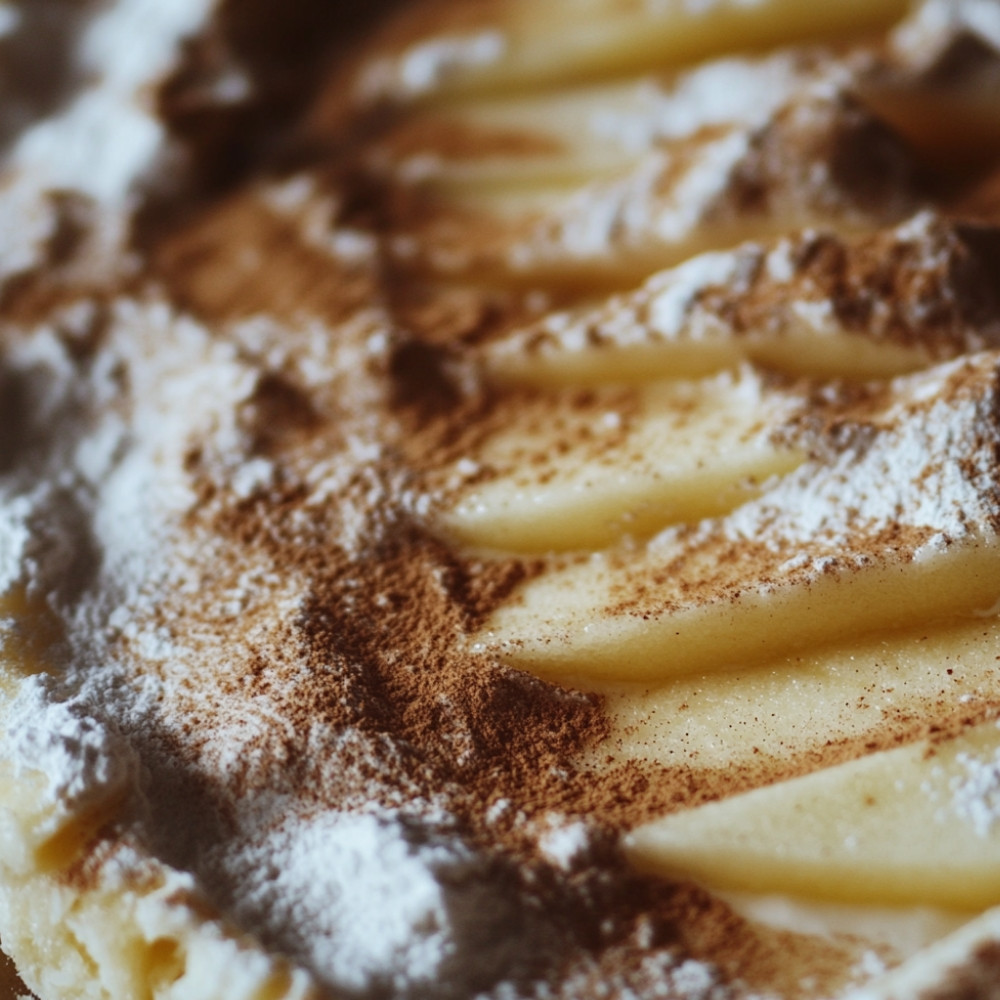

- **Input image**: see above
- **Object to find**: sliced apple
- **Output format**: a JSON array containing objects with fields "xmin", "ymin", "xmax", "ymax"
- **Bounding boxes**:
[
  {"xmin": 483, "ymin": 215, "xmax": 1000, "ymax": 386},
  {"xmin": 367, "ymin": 52, "xmax": 815, "ymax": 191},
  {"xmin": 476, "ymin": 354, "xmax": 1000, "ymax": 681},
  {"xmin": 341, "ymin": 0, "xmax": 909, "ymax": 104},
  {"xmin": 596, "ymin": 615, "xmax": 1000, "ymax": 774},
  {"xmin": 434, "ymin": 370, "xmax": 803, "ymax": 553},
  {"xmin": 481, "ymin": 529, "xmax": 1000, "ymax": 682},
  {"xmin": 624, "ymin": 721, "xmax": 1000, "ymax": 910},
  {"xmin": 388, "ymin": 94, "xmax": 922, "ymax": 286}
]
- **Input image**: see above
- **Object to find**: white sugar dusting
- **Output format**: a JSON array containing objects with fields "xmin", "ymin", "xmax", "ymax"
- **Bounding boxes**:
[
  {"xmin": 587, "ymin": 53, "xmax": 815, "ymax": 154},
  {"xmin": 491, "ymin": 209, "xmax": 991, "ymax": 375},
  {"xmin": 951, "ymin": 743, "xmax": 1000, "ymax": 837},
  {"xmin": 894, "ymin": 0, "xmax": 1000, "ymax": 57},
  {"xmin": 2, "ymin": 678, "xmax": 138, "ymax": 829},
  {"xmin": 536, "ymin": 816, "xmax": 592, "ymax": 870},
  {"xmin": 217, "ymin": 810, "xmax": 471, "ymax": 995},
  {"xmin": 723, "ymin": 354, "xmax": 1000, "ymax": 554},
  {"xmin": 512, "ymin": 128, "xmax": 749, "ymax": 271},
  {"xmin": 8, "ymin": 0, "xmax": 214, "ymax": 205},
  {"xmin": 359, "ymin": 30, "xmax": 506, "ymax": 100},
  {"xmin": 0, "ymin": 0, "xmax": 220, "ymax": 292}
]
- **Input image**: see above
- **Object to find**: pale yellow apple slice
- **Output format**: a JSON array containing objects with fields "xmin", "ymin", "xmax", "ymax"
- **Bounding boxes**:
[
  {"xmin": 388, "ymin": 94, "xmax": 922, "ymax": 286},
  {"xmin": 434, "ymin": 370, "xmax": 804, "ymax": 553},
  {"xmin": 483, "ymin": 214, "xmax": 1000, "ymax": 386},
  {"xmin": 596, "ymin": 615, "xmax": 1000, "ymax": 774},
  {"xmin": 476, "ymin": 353, "xmax": 1000, "ymax": 681},
  {"xmin": 624, "ymin": 721, "xmax": 1000, "ymax": 910},
  {"xmin": 342, "ymin": 0, "xmax": 908, "ymax": 105},
  {"xmin": 482, "ymin": 527, "xmax": 1000, "ymax": 682},
  {"xmin": 368, "ymin": 52, "xmax": 816, "ymax": 191}
]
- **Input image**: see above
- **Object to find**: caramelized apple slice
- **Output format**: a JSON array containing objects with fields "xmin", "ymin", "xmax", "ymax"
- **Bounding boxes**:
[
  {"xmin": 477, "ymin": 354, "xmax": 1000, "ymax": 680},
  {"xmin": 625, "ymin": 721, "xmax": 1000, "ymax": 910},
  {"xmin": 434, "ymin": 370, "xmax": 804, "ymax": 553},
  {"xmin": 340, "ymin": 0, "xmax": 908, "ymax": 105},
  {"xmin": 483, "ymin": 215, "xmax": 1000, "ymax": 386}
]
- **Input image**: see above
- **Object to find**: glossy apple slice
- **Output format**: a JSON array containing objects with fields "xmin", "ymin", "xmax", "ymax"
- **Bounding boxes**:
[
  {"xmin": 476, "ymin": 353, "xmax": 1000, "ymax": 681},
  {"xmin": 625, "ymin": 721, "xmax": 1000, "ymax": 910},
  {"xmin": 434, "ymin": 370, "xmax": 804, "ymax": 553}
]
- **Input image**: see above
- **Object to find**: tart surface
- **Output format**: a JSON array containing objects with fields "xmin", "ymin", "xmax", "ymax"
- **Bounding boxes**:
[{"xmin": 4, "ymin": 1, "xmax": 1000, "ymax": 998}]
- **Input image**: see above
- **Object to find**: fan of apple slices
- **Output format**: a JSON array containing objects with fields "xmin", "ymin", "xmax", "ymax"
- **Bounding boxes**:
[
  {"xmin": 342, "ymin": 0, "xmax": 1000, "ymax": 989},
  {"xmin": 475, "ymin": 351, "xmax": 1000, "ymax": 681}
]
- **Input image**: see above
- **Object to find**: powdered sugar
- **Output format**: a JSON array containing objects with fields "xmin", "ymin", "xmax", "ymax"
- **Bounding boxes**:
[
  {"xmin": 587, "ymin": 54, "xmax": 817, "ymax": 154},
  {"xmin": 489, "ymin": 210, "xmax": 1000, "ymax": 381},
  {"xmin": 216, "ymin": 810, "xmax": 474, "ymax": 995},
  {"xmin": 358, "ymin": 30, "xmax": 506, "ymax": 101},
  {"xmin": 511, "ymin": 128, "xmax": 750, "ymax": 271},
  {"xmin": 725, "ymin": 355, "xmax": 1000, "ymax": 554},
  {"xmin": 8, "ymin": 0, "xmax": 214, "ymax": 204},
  {"xmin": 951, "ymin": 740, "xmax": 1000, "ymax": 838},
  {"xmin": 893, "ymin": 0, "xmax": 1000, "ymax": 60},
  {"xmin": 0, "ymin": 498, "xmax": 33, "ymax": 597},
  {"xmin": 2, "ymin": 677, "xmax": 138, "ymax": 829},
  {"xmin": 536, "ymin": 816, "xmax": 592, "ymax": 870},
  {"xmin": 0, "ymin": 0, "xmax": 220, "ymax": 295}
]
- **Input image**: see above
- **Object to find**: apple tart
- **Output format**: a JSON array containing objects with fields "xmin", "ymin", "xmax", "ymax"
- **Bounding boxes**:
[{"xmin": 4, "ymin": 0, "xmax": 1000, "ymax": 998}]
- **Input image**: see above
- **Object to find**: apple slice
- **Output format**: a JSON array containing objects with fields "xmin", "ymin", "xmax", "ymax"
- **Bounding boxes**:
[
  {"xmin": 434, "ymin": 370, "xmax": 804, "ymax": 553},
  {"xmin": 339, "ymin": 0, "xmax": 909, "ymax": 105},
  {"xmin": 387, "ymin": 94, "xmax": 922, "ymax": 286},
  {"xmin": 482, "ymin": 215, "xmax": 1000, "ymax": 387},
  {"xmin": 367, "ymin": 52, "xmax": 816, "ymax": 191},
  {"xmin": 624, "ymin": 721, "xmax": 1000, "ymax": 910},
  {"xmin": 596, "ymin": 615, "xmax": 1000, "ymax": 775},
  {"xmin": 476, "ymin": 353, "xmax": 1000, "ymax": 681}
]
